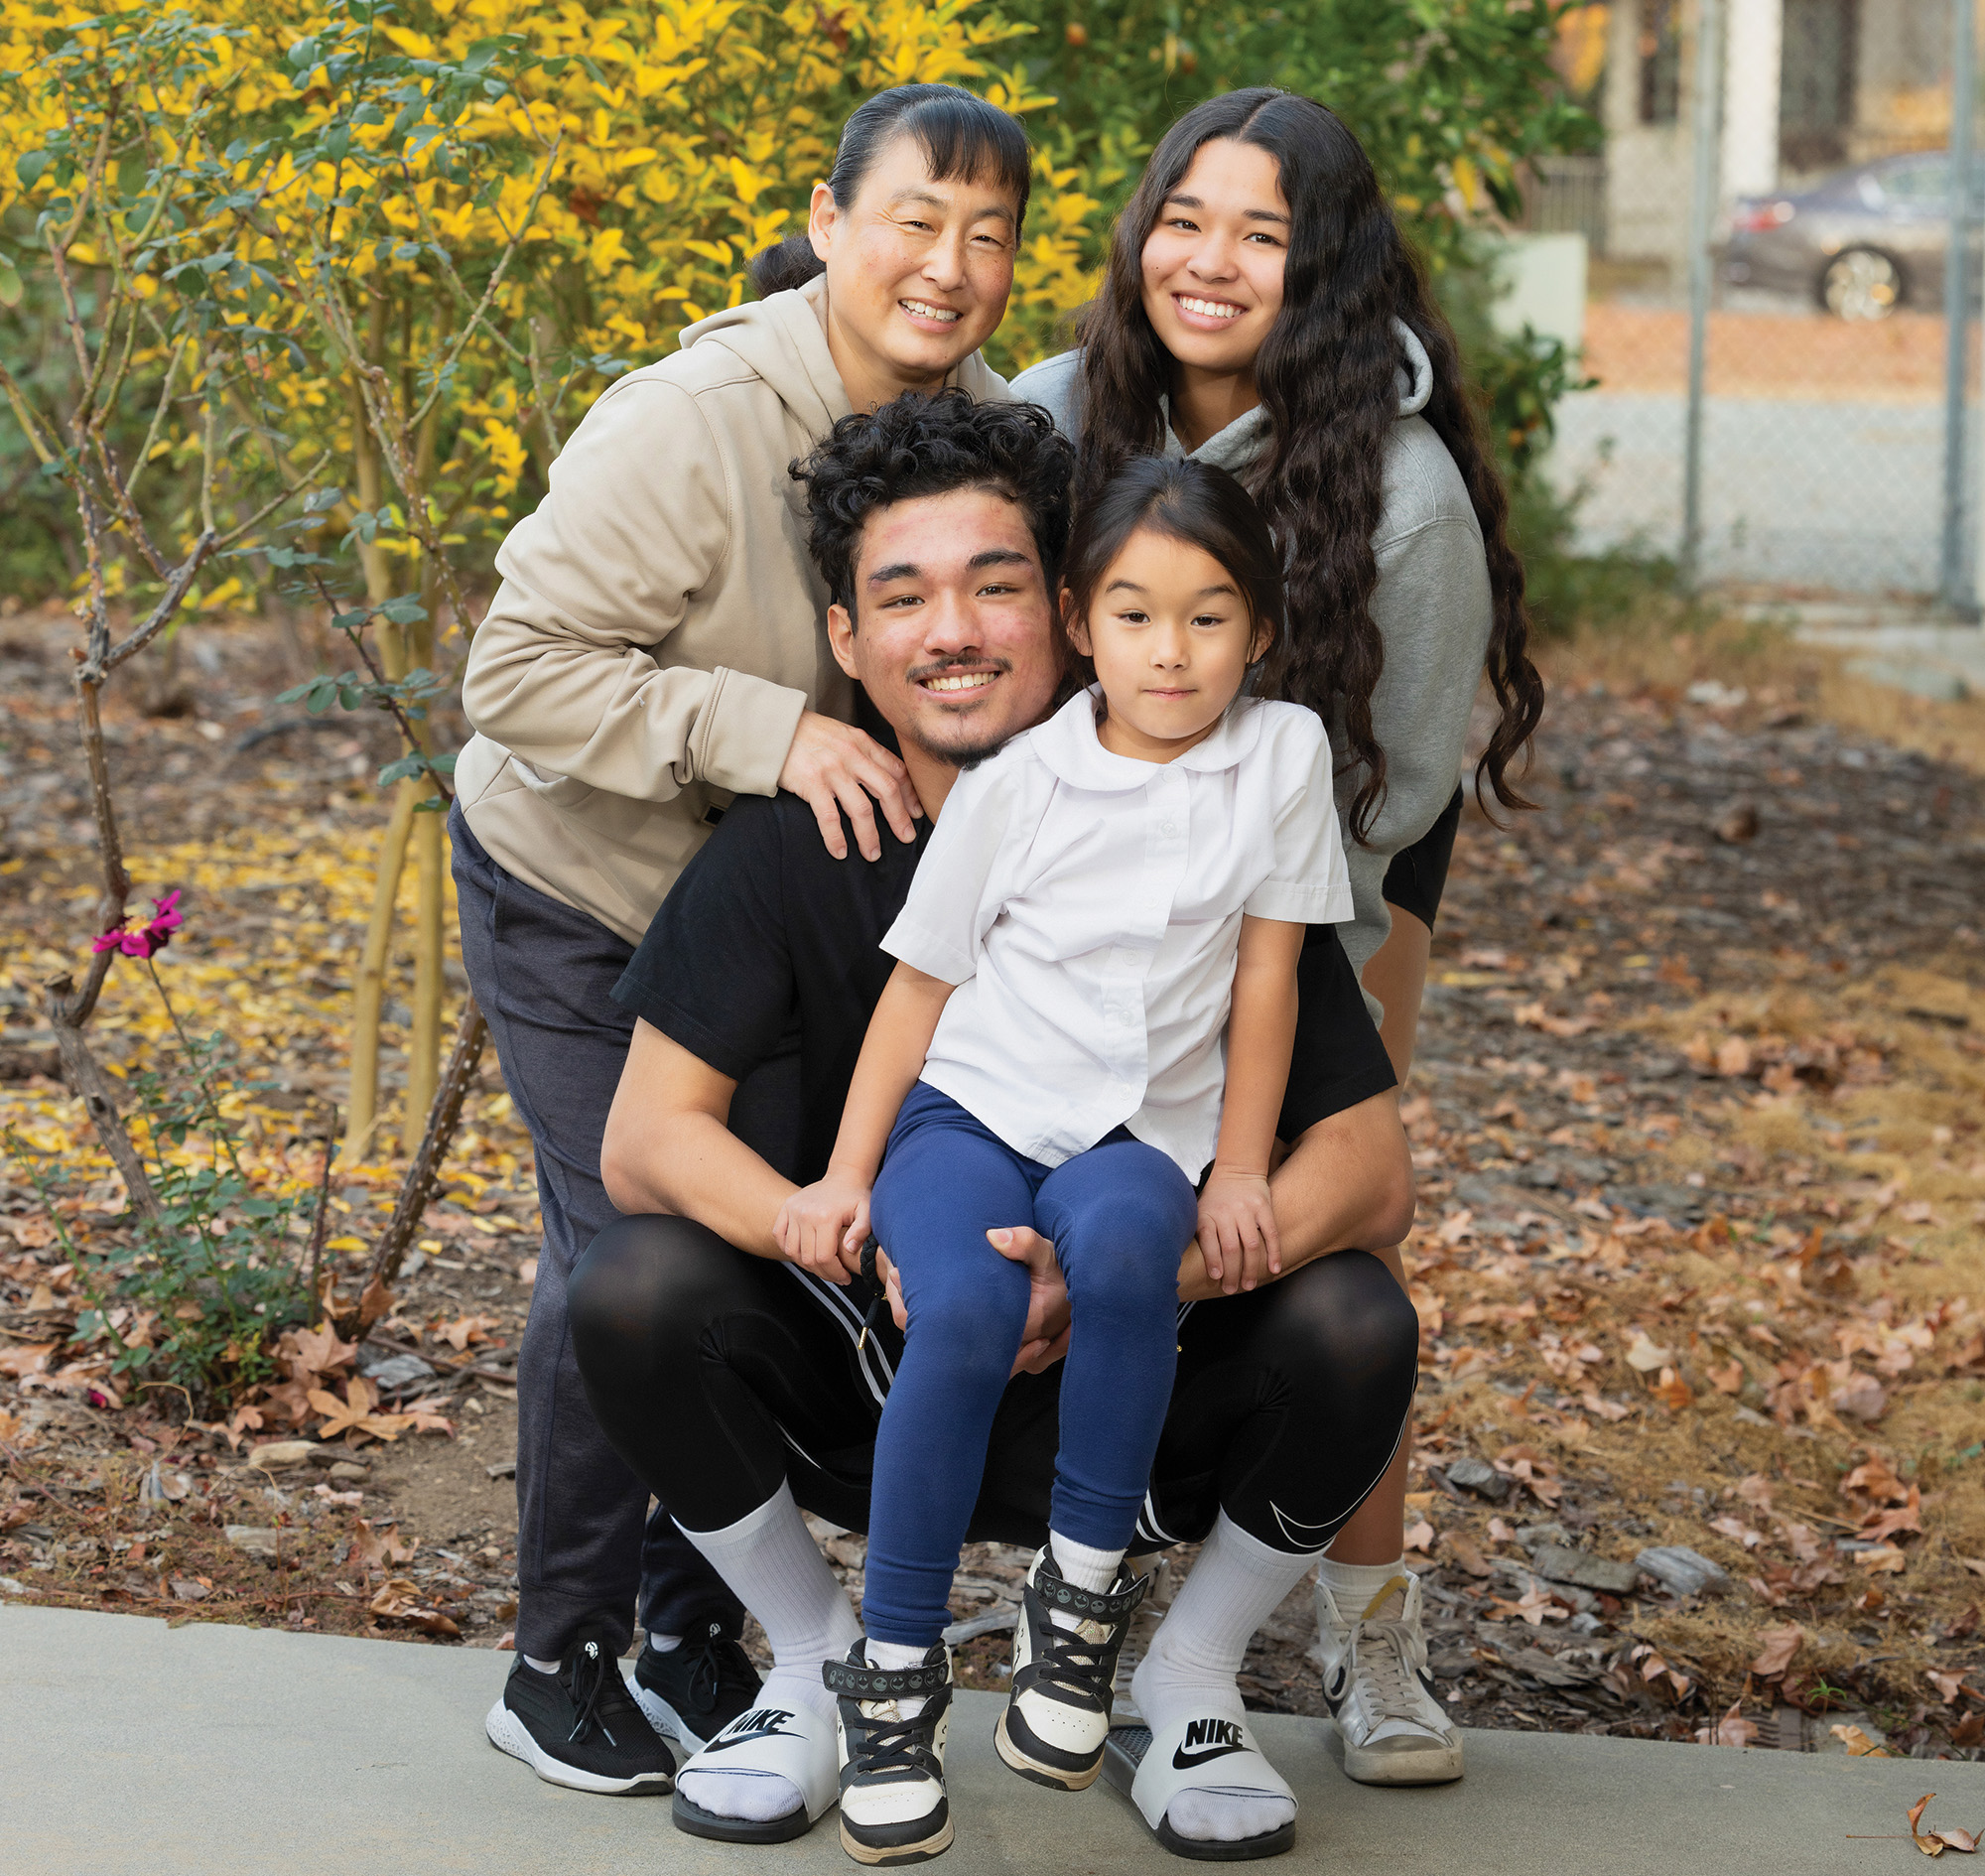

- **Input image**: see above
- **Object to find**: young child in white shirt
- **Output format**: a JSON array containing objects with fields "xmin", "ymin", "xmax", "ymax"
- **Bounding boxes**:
[{"xmin": 774, "ymin": 455, "xmax": 1350, "ymax": 1864}]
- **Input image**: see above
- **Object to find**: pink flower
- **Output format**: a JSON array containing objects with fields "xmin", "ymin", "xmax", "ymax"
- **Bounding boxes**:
[{"xmin": 92, "ymin": 889, "xmax": 185, "ymax": 961}]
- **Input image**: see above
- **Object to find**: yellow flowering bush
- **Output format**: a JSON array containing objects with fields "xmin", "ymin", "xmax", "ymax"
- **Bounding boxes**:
[{"xmin": 0, "ymin": 0, "xmax": 1093, "ymax": 1159}]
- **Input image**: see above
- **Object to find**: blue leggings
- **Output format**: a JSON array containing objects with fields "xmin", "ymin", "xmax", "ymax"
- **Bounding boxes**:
[{"xmin": 862, "ymin": 1081, "xmax": 1198, "ymax": 1647}]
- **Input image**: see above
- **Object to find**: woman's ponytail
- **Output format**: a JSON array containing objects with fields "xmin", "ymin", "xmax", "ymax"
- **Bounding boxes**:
[{"xmin": 749, "ymin": 233, "xmax": 827, "ymax": 299}]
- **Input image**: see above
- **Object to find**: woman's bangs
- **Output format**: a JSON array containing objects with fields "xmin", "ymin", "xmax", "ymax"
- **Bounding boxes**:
[{"xmin": 903, "ymin": 95, "xmax": 1033, "ymax": 222}]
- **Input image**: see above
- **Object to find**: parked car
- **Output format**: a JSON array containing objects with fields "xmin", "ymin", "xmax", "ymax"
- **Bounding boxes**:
[{"xmin": 1721, "ymin": 152, "xmax": 1979, "ymax": 321}]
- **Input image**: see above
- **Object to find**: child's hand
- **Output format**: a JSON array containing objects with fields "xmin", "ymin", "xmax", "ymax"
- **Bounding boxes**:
[
  {"xmin": 774, "ymin": 1172, "xmax": 871, "ymax": 1283},
  {"xmin": 1195, "ymin": 1170, "xmax": 1280, "ymax": 1294}
]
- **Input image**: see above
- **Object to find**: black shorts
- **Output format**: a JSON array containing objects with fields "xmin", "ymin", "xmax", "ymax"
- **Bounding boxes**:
[
  {"xmin": 1380, "ymin": 783, "xmax": 1464, "ymax": 931},
  {"xmin": 570, "ymin": 1216, "xmax": 1420, "ymax": 1559}
]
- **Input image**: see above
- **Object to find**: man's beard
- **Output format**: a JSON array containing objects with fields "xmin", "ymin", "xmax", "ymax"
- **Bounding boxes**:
[{"xmin": 908, "ymin": 717, "xmax": 1017, "ymax": 772}]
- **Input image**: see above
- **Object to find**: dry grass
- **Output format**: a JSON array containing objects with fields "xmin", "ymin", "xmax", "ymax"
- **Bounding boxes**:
[{"xmin": 1540, "ymin": 608, "xmax": 1985, "ymax": 779}]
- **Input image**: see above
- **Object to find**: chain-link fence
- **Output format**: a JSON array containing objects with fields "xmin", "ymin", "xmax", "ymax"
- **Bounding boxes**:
[{"xmin": 1533, "ymin": 0, "xmax": 1981, "ymax": 602}]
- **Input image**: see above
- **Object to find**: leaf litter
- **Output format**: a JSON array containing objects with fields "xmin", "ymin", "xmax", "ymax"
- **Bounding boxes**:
[{"xmin": 4, "ymin": 609, "xmax": 1985, "ymax": 1760}]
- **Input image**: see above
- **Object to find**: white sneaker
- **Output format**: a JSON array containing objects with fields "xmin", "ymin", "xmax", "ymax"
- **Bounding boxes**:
[
  {"xmin": 996, "ymin": 1543, "xmax": 1147, "ymax": 1792},
  {"xmin": 825, "ymin": 1642, "xmax": 954, "ymax": 1864},
  {"xmin": 1312, "ymin": 1572, "xmax": 1464, "ymax": 1785}
]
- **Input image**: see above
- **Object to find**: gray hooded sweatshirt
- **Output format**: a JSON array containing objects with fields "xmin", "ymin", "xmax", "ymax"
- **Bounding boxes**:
[{"xmin": 1011, "ymin": 324, "xmax": 1493, "ymax": 1021}]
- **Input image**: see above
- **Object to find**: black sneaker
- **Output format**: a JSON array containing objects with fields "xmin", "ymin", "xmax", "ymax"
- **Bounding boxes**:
[
  {"xmin": 633, "ymin": 1620, "xmax": 764, "ymax": 1751},
  {"xmin": 825, "ymin": 1641, "xmax": 954, "ymax": 1864},
  {"xmin": 995, "ymin": 1543, "xmax": 1147, "ymax": 1791},
  {"xmin": 483, "ymin": 1634, "xmax": 676, "ymax": 1795}
]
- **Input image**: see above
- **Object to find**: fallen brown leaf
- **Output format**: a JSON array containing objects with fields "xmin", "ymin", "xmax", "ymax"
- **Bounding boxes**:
[
  {"xmin": 1751, "ymin": 1624, "xmax": 1804, "ymax": 1678},
  {"xmin": 1444, "ymin": 1533, "xmax": 1496, "ymax": 1578},
  {"xmin": 0, "ymin": 1343, "xmax": 55, "ymax": 1380},
  {"xmin": 1695, "ymin": 1699, "xmax": 1759, "ymax": 1747},
  {"xmin": 1831, "ymin": 1723, "xmax": 1893, "ymax": 1757}
]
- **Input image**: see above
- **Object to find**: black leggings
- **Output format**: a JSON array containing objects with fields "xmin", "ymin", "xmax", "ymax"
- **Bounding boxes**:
[{"xmin": 569, "ymin": 1217, "xmax": 1419, "ymax": 1558}]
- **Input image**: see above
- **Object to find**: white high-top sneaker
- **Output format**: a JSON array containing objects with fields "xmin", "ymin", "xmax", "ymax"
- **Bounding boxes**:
[
  {"xmin": 824, "ymin": 1642, "xmax": 954, "ymax": 1865},
  {"xmin": 1313, "ymin": 1571, "xmax": 1464, "ymax": 1785},
  {"xmin": 995, "ymin": 1543, "xmax": 1147, "ymax": 1791}
]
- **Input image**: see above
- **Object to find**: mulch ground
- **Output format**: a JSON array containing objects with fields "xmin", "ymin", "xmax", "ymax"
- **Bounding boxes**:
[{"xmin": 3, "ymin": 604, "xmax": 1983, "ymax": 1761}]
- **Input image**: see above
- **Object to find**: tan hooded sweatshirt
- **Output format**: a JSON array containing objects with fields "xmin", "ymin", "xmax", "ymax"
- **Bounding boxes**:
[{"xmin": 457, "ymin": 272, "xmax": 1010, "ymax": 945}]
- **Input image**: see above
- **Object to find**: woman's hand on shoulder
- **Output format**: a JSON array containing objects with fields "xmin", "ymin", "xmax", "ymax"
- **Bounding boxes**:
[
  {"xmin": 1195, "ymin": 1169, "xmax": 1281, "ymax": 1294},
  {"xmin": 772, "ymin": 1171, "xmax": 871, "ymax": 1283},
  {"xmin": 779, "ymin": 711, "xmax": 923, "ymax": 862}
]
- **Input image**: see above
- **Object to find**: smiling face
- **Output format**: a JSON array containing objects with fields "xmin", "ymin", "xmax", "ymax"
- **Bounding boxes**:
[
  {"xmin": 810, "ymin": 132, "xmax": 1020, "ymax": 411},
  {"xmin": 1067, "ymin": 526, "xmax": 1271, "ymax": 764},
  {"xmin": 827, "ymin": 486, "xmax": 1062, "ymax": 791},
  {"xmin": 1138, "ymin": 137, "xmax": 1290, "ymax": 384}
]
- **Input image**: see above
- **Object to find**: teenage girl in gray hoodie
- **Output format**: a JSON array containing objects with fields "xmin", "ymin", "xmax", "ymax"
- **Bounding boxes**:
[{"xmin": 1012, "ymin": 85, "xmax": 1544, "ymax": 1838}]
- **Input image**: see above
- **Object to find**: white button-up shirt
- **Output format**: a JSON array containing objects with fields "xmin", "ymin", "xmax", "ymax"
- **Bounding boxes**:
[{"xmin": 881, "ymin": 690, "xmax": 1352, "ymax": 1181}]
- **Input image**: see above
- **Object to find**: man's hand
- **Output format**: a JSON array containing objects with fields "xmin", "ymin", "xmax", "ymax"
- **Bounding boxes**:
[
  {"xmin": 873, "ymin": 1229, "xmax": 1069, "ymax": 1376},
  {"xmin": 773, "ymin": 1171, "xmax": 870, "ymax": 1283},
  {"xmin": 778, "ymin": 710, "xmax": 923, "ymax": 862},
  {"xmin": 1195, "ymin": 1169, "xmax": 1280, "ymax": 1294},
  {"xmin": 990, "ymin": 1226, "xmax": 1071, "ymax": 1375}
]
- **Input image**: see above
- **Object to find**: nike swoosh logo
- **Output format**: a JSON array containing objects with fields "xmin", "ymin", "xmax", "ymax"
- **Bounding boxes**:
[
  {"xmin": 1269, "ymin": 1501, "xmax": 1336, "ymax": 1546},
  {"xmin": 1172, "ymin": 1741, "xmax": 1251, "ymax": 1770},
  {"xmin": 1325, "ymin": 1669, "xmax": 1348, "ymax": 1707},
  {"xmin": 704, "ymin": 1726, "xmax": 793, "ymax": 1752}
]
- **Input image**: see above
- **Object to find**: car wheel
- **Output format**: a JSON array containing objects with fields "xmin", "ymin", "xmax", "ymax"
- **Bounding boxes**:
[{"xmin": 1820, "ymin": 248, "xmax": 1904, "ymax": 321}]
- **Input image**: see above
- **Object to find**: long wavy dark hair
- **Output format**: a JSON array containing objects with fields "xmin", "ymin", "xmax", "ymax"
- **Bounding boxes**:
[{"xmin": 1074, "ymin": 87, "xmax": 1543, "ymax": 839}]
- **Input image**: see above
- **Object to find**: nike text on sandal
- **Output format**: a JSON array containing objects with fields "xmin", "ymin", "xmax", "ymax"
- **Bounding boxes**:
[
  {"xmin": 633, "ymin": 1620, "xmax": 763, "ymax": 1752},
  {"xmin": 1313, "ymin": 1572, "xmax": 1464, "ymax": 1786},
  {"xmin": 671, "ymin": 1699, "xmax": 841, "ymax": 1844},
  {"xmin": 1101, "ymin": 1715, "xmax": 1296, "ymax": 1862},
  {"xmin": 996, "ymin": 1543, "xmax": 1147, "ymax": 1791},
  {"xmin": 826, "ymin": 1642, "xmax": 954, "ymax": 1865},
  {"xmin": 483, "ymin": 1637, "xmax": 676, "ymax": 1796}
]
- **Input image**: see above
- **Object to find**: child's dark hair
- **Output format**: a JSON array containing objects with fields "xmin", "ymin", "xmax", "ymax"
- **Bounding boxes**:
[{"xmin": 1060, "ymin": 457, "xmax": 1285, "ymax": 684}]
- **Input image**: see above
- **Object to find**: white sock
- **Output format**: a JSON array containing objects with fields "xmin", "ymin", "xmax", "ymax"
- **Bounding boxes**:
[
  {"xmin": 1051, "ymin": 1532, "xmax": 1124, "ymax": 1594},
  {"xmin": 862, "ymin": 1636, "xmax": 935, "ymax": 1718},
  {"xmin": 674, "ymin": 1484, "xmax": 861, "ymax": 1823},
  {"xmin": 645, "ymin": 1633, "xmax": 682, "ymax": 1654},
  {"xmin": 524, "ymin": 1655, "xmax": 561, "ymax": 1675},
  {"xmin": 1131, "ymin": 1513, "xmax": 1318, "ymax": 1845},
  {"xmin": 1317, "ymin": 1554, "xmax": 1408, "ymax": 1623},
  {"xmin": 1049, "ymin": 1532, "xmax": 1126, "ymax": 1644}
]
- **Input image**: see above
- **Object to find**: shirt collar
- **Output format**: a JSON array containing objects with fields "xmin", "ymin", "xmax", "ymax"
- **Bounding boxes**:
[{"xmin": 1026, "ymin": 687, "xmax": 1267, "ymax": 791}]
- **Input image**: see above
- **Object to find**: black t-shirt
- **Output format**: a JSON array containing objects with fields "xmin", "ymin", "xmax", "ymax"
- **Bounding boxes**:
[{"xmin": 614, "ymin": 791, "xmax": 1397, "ymax": 1186}]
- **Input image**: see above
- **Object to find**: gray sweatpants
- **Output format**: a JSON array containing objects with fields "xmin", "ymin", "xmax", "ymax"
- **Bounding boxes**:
[{"xmin": 450, "ymin": 806, "xmax": 744, "ymax": 1661}]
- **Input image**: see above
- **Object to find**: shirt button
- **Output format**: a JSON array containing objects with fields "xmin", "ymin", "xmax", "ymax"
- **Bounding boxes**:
[{"xmin": 1159, "ymin": 820, "xmax": 1179, "ymax": 837}]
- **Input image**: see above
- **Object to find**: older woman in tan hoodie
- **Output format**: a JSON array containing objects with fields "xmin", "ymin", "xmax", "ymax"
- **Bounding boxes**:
[{"xmin": 455, "ymin": 83, "xmax": 1026, "ymax": 1798}]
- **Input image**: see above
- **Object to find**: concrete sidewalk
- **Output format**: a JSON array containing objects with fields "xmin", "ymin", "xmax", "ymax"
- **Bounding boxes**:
[{"xmin": 2, "ymin": 1604, "xmax": 1978, "ymax": 1875}]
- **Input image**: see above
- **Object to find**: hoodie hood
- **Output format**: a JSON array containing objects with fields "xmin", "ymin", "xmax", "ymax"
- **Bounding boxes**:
[
  {"xmin": 1164, "ymin": 318, "xmax": 1434, "ymax": 470},
  {"xmin": 678, "ymin": 271, "xmax": 1009, "ymax": 442}
]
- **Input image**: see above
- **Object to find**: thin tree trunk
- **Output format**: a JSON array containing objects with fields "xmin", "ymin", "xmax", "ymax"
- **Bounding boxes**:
[
  {"xmin": 340, "ymin": 779, "xmax": 416, "ymax": 1166},
  {"xmin": 43, "ymin": 972, "xmax": 166, "ymax": 1230},
  {"xmin": 404, "ymin": 806, "xmax": 444, "ymax": 1153},
  {"xmin": 401, "ymin": 569, "xmax": 443, "ymax": 1153},
  {"xmin": 339, "ymin": 293, "xmax": 413, "ymax": 1164},
  {"xmin": 337, "ymin": 996, "xmax": 488, "ymax": 1342}
]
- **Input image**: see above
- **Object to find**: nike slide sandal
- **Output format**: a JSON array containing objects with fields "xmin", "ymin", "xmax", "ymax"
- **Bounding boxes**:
[
  {"xmin": 671, "ymin": 1702, "xmax": 840, "ymax": 1844},
  {"xmin": 1101, "ymin": 1715, "xmax": 1296, "ymax": 1862}
]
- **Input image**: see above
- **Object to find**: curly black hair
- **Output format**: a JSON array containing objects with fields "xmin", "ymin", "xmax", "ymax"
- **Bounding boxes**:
[{"xmin": 791, "ymin": 389, "xmax": 1076, "ymax": 615}]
